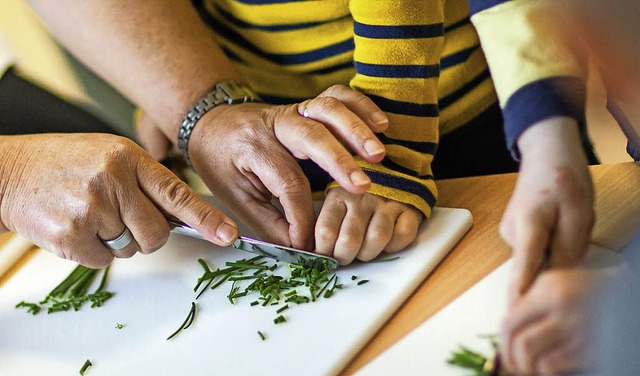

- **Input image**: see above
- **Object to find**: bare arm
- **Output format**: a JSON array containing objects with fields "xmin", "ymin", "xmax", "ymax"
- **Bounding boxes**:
[{"xmin": 27, "ymin": 0, "xmax": 242, "ymax": 138}]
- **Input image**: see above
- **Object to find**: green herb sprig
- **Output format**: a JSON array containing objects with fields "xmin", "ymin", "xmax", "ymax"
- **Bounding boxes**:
[
  {"xmin": 448, "ymin": 335, "xmax": 502, "ymax": 375},
  {"xmin": 166, "ymin": 302, "xmax": 197, "ymax": 340},
  {"xmin": 16, "ymin": 265, "xmax": 114, "ymax": 315}
]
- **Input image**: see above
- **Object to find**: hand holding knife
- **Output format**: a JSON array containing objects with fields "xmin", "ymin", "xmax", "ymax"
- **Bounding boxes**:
[{"xmin": 167, "ymin": 219, "xmax": 339, "ymax": 271}]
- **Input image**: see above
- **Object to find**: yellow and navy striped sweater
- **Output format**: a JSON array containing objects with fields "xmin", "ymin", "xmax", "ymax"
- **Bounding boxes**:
[{"xmin": 193, "ymin": 0, "xmax": 586, "ymax": 219}]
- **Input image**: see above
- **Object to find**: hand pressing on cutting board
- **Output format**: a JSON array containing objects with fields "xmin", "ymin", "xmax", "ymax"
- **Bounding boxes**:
[
  {"xmin": 0, "ymin": 133, "xmax": 238, "ymax": 268},
  {"xmin": 314, "ymin": 187, "xmax": 423, "ymax": 265}
]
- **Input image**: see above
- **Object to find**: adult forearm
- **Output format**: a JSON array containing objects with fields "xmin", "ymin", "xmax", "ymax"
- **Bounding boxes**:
[{"xmin": 27, "ymin": 0, "xmax": 243, "ymax": 139}]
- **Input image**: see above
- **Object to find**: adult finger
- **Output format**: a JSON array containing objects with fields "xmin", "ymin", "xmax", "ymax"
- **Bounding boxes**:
[
  {"xmin": 98, "ymin": 224, "xmax": 140, "ymax": 259},
  {"xmin": 317, "ymin": 84, "xmax": 389, "ymax": 133},
  {"xmin": 244, "ymin": 150, "xmax": 316, "ymax": 250},
  {"xmin": 118, "ymin": 187, "xmax": 171, "ymax": 254},
  {"xmin": 276, "ymin": 107, "xmax": 372, "ymax": 195},
  {"xmin": 136, "ymin": 157, "xmax": 239, "ymax": 246},
  {"xmin": 298, "ymin": 96, "xmax": 386, "ymax": 163}
]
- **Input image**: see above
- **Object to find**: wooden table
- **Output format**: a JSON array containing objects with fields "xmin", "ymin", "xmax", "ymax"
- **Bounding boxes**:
[{"xmin": 2, "ymin": 162, "xmax": 640, "ymax": 374}]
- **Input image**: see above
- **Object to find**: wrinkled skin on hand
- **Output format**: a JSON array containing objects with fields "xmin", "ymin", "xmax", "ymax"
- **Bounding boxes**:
[
  {"xmin": 315, "ymin": 187, "xmax": 423, "ymax": 265},
  {"xmin": 185, "ymin": 85, "xmax": 389, "ymax": 251},
  {"xmin": 0, "ymin": 134, "xmax": 238, "ymax": 268}
]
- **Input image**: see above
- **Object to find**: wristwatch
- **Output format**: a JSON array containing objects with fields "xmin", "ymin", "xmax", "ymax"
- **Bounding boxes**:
[{"xmin": 177, "ymin": 80, "xmax": 258, "ymax": 168}]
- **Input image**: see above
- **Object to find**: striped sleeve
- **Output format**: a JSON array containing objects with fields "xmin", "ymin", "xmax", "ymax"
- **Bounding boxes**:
[
  {"xmin": 469, "ymin": 0, "xmax": 587, "ymax": 155},
  {"xmin": 330, "ymin": 0, "xmax": 445, "ymax": 218}
]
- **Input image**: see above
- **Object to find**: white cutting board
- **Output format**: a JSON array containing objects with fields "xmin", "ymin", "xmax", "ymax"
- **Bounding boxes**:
[
  {"xmin": 0, "ymin": 207, "xmax": 471, "ymax": 376},
  {"xmin": 355, "ymin": 245, "xmax": 623, "ymax": 376}
]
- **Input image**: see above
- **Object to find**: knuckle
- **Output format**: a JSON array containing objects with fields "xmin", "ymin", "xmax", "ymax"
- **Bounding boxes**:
[
  {"xmin": 314, "ymin": 96, "xmax": 342, "ymax": 114},
  {"xmin": 321, "ymin": 84, "xmax": 348, "ymax": 98},
  {"xmin": 279, "ymin": 174, "xmax": 310, "ymax": 197},
  {"xmin": 164, "ymin": 179, "xmax": 195, "ymax": 209}
]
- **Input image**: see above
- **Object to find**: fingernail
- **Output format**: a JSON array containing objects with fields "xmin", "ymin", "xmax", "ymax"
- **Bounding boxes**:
[
  {"xmin": 350, "ymin": 170, "xmax": 370, "ymax": 186},
  {"xmin": 364, "ymin": 139, "xmax": 385, "ymax": 156},
  {"xmin": 371, "ymin": 111, "xmax": 388, "ymax": 125},
  {"xmin": 217, "ymin": 223, "xmax": 238, "ymax": 243}
]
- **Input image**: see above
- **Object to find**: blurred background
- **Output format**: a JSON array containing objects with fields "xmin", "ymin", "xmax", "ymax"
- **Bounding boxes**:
[{"xmin": 0, "ymin": 0, "xmax": 632, "ymax": 164}]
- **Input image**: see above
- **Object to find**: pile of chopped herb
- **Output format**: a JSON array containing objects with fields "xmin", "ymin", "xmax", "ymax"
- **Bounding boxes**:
[
  {"xmin": 16, "ymin": 264, "xmax": 114, "ymax": 315},
  {"xmin": 194, "ymin": 255, "xmax": 343, "ymax": 310},
  {"xmin": 189, "ymin": 255, "xmax": 346, "ymax": 339}
]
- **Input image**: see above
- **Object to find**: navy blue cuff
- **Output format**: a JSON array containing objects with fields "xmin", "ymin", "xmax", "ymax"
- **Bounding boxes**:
[
  {"xmin": 469, "ymin": 0, "xmax": 511, "ymax": 16},
  {"xmin": 503, "ymin": 76, "xmax": 586, "ymax": 158}
]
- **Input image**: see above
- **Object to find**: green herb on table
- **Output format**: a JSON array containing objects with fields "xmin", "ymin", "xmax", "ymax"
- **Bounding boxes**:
[
  {"xmin": 357, "ymin": 279, "xmax": 370, "ymax": 286},
  {"xmin": 16, "ymin": 264, "xmax": 114, "ymax": 315},
  {"xmin": 115, "ymin": 323, "xmax": 124, "ymax": 330},
  {"xmin": 257, "ymin": 331, "xmax": 266, "ymax": 341},
  {"xmin": 273, "ymin": 315, "xmax": 286, "ymax": 324},
  {"xmin": 448, "ymin": 335, "xmax": 501, "ymax": 375},
  {"xmin": 166, "ymin": 302, "xmax": 197, "ymax": 341},
  {"xmin": 79, "ymin": 359, "xmax": 92, "ymax": 375}
]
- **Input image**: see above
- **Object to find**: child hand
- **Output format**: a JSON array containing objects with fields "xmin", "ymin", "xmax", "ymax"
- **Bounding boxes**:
[
  {"xmin": 314, "ymin": 187, "xmax": 423, "ymax": 265},
  {"xmin": 500, "ymin": 268, "xmax": 598, "ymax": 375}
]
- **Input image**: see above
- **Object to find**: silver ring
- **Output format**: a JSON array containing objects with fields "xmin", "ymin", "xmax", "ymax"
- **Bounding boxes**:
[{"xmin": 102, "ymin": 227, "xmax": 134, "ymax": 250}]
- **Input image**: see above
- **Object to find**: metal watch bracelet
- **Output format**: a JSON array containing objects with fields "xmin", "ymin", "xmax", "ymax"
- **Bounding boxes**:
[{"xmin": 177, "ymin": 80, "xmax": 258, "ymax": 168}]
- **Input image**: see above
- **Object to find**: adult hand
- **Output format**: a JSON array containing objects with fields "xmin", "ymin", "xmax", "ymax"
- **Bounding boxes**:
[
  {"xmin": 188, "ymin": 84, "xmax": 388, "ymax": 250},
  {"xmin": 500, "ymin": 268, "xmax": 597, "ymax": 375},
  {"xmin": 314, "ymin": 187, "xmax": 423, "ymax": 265},
  {"xmin": 500, "ymin": 117, "xmax": 594, "ymax": 302},
  {"xmin": 0, "ymin": 134, "xmax": 238, "ymax": 268}
]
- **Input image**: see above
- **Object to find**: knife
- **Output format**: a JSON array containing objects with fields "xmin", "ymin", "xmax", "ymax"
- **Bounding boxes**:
[{"xmin": 167, "ymin": 219, "xmax": 339, "ymax": 270}]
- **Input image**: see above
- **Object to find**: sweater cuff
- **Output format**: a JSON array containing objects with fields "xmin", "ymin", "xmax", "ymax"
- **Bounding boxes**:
[{"xmin": 503, "ymin": 76, "xmax": 586, "ymax": 158}]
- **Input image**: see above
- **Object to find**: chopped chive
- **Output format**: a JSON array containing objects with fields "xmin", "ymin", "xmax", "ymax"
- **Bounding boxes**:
[
  {"xmin": 250, "ymin": 301, "xmax": 259, "ymax": 306},
  {"xmin": 351, "ymin": 275, "xmax": 358, "ymax": 280},
  {"xmin": 79, "ymin": 359, "xmax": 92, "ymax": 375},
  {"xmin": 257, "ymin": 331, "xmax": 266, "ymax": 341},
  {"xmin": 115, "ymin": 323, "xmax": 124, "ymax": 329},
  {"xmin": 166, "ymin": 302, "xmax": 196, "ymax": 340},
  {"xmin": 274, "ymin": 315, "xmax": 286, "ymax": 324},
  {"xmin": 357, "ymin": 280, "xmax": 370, "ymax": 286},
  {"xmin": 276, "ymin": 304, "xmax": 289, "ymax": 314}
]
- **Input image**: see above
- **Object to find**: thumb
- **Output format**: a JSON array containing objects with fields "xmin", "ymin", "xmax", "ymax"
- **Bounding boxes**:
[{"xmin": 137, "ymin": 158, "xmax": 238, "ymax": 245}]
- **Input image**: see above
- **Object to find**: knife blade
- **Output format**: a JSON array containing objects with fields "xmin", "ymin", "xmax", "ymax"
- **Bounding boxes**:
[{"xmin": 167, "ymin": 219, "xmax": 339, "ymax": 270}]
